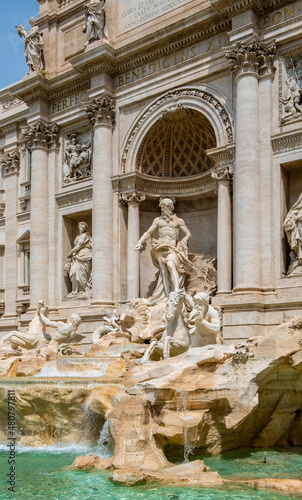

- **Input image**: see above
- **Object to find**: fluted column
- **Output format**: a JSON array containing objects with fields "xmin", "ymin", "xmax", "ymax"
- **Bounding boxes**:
[
  {"xmin": 23, "ymin": 122, "xmax": 59, "ymax": 307},
  {"xmin": 2, "ymin": 151, "xmax": 20, "ymax": 318},
  {"xmin": 226, "ymin": 38, "xmax": 276, "ymax": 291},
  {"xmin": 121, "ymin": 191, "xmax": 145, "ymax": 300},
  {"xmin": 84, "ymin": 95, "xmax": 116, "ymax": 304},
  {"xmin": 259, "ymin": 56, "xmax": 276, "ymax": 290},
  {"xmin": 212, "ymin": 166, "xmax": 233, "ymax": 293},
  {"xmin": 47, "ymin": 128, "xmax": 60, "ymax": 307}
]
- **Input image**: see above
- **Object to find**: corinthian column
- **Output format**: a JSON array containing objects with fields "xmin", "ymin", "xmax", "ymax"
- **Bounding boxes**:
[
  {"xmin": 226, "ymin": 39, "xmax": 276, "ymax": 291},
  {"xmin": 121, "ymin": 191, "xmax": 145, "ymax": 300},
  {"xmin": 2, "ymin": 151, "xmax": 20, "ymax": 319},
  {"xmin": 211, "ymin": 166, "xmax": 233, "ymax": 293},
  {"xmin": 84, "ymin": 95, "xmax": 116, "ymax": 304},
  {"xmin": 23, "ymin": 122, "xmax": 59, "ymax": 307}
]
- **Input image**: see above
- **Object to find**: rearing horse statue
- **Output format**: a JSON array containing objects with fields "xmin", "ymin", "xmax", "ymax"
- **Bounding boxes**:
[{"xmin": 141, "ymin": 290, "xmax": 191, "ymax": 363}]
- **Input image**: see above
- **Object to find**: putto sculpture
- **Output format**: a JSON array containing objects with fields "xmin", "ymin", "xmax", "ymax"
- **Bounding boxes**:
[
  {"xmin": 65, "ymin": 222, "xmax": 92, "ymax": 298},
  {"xmin": 16, "ymin": 17, "xmax": 44, "ymax": 73},
  {"xmin": 83, "ymin": 0, "xmax": 108, "ymax": 47},
  {"xmin": 135, "ymin": 198, "xmax": 195, "ymax": 304},
  {"xmin": 284, "ymin": 192, "xmax": 302, "ymax": 275},
  {"xmin": 64, "ymin": 133, "xmax": 92, "ymax": 181}
]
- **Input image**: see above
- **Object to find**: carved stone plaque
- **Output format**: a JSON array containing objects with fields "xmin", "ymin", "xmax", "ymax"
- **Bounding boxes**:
[{"xmin": 118, "ymin": 0, "xmax": 193, "ymax": 34}]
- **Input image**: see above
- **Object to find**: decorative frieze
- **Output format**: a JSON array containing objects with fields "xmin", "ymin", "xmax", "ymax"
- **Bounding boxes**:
[
  {"xmin": 63, "ymin": 132, "xmax": 92, "ymax": 182},
  {"xmin": 83, "ymin": 95, "xmax": 116, "ymax": 126},
  {"xmin": 226, "ymin": 37, "xmax": 276, "ymax": 77},
  {"xmin": 2, "ymin": 96, "xmax": 23, "ymax": 111},
  {"xmin": 280, "ymin": 53, "xmax": 302, "ymax": 124},
  {"xmin": 112, "ymin": 171, "xmax": 216, "ymax": 197},
  {"xmin": 22, "ymin": 122, "xmax": 60, "ymax": 149}
]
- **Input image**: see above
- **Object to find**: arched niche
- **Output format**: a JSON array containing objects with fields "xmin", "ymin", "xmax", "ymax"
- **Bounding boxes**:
[{"xmin": 121, "ymin": 86, "xmax": 234, "ymax": 175}]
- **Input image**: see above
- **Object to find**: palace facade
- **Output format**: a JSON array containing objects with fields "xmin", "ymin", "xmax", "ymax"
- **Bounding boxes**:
[{"xmin": 0, "ymin": 0, "xmax": 302, "ymax": 346}]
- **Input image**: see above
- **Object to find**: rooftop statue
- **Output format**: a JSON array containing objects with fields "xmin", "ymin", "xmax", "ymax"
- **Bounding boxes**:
[
  {"xmin": 64, "ymin": 222, "xmax": 92, "ymax": 298},
  {"xmin": 16, "ymin": 17, "xmax": 44, "ymax": 73},
  {"xmin": 83, "ymin": 0, "xmax": 108, "ymax": 47},
  {"xmin": 135, "ymin": 198, "xmax": 195, "ymax": 304}
]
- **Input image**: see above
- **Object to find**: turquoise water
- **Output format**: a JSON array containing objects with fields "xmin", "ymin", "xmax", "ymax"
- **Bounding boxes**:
[
  {"xmin": 202, "ymin": 448, "xmax": 302, "ymax": 480},
  {"xmin": 0, "ymin": 446, "xmax": 301, "ymax": 500}
]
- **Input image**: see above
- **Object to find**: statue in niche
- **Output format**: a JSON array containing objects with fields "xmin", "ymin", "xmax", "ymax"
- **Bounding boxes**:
[
  {"xmin": 135, "ymin": 198, "xmax": 196, "ymax": 304},
  {"xmin": 83, "ymin": 0, "xmax": 108, "ymax": 47},
  {"xmin": 280, "ymin": 55, "xmax": 302, "ymax": 123},
  {"xmin": 64, "ymin": 133, "xmax": 91, "ymax": 181},
  {"xmin": 284, "ymin": 193, "xmax": 302, "ymax": 275},
  {"xmin": 0, "ymin": 301, "xmax": 49, "ymax": 354},
  {"xmin": 64, "ymin": 222, "xmax": 92, "ymax": 298},
  {"xmin": 16, "ymin": 17, "xmax": 44, "ymax": 73}
]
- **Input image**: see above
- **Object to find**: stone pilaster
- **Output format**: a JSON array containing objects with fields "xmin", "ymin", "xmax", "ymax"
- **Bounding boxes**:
[
  {"xmin": 84, "ymin": 95, "xmax": 116, "ymax": 304},
  {"xmin": 121, "ymin": 191, "xmax": 145, "ymax": 300},
  {"xmin": 211, "ymin": 166, "xmax": 233, "ymax": 294},
  {"xmin": 47, "ymin": 130, "xmax": 60, "ymax": 307},
  {"xmin": 22, "ymin": 122, "xmax": 59, "ymax": 307},
  {"xmin": 1, "ymin": 151, "xmax": 20, "ymax": 318},
  {"xmin": 259, "ymin": 50, "xmax": 276, "ymax": 291},
  {"xmin": 226, "ymin": 38, "xmax": 276, "ymax": 292}
]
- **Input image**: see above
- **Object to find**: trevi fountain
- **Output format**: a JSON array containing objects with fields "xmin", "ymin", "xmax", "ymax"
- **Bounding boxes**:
[{"xmin": 0, "ymin": 0, "xmax": 302, "ymax": 499}]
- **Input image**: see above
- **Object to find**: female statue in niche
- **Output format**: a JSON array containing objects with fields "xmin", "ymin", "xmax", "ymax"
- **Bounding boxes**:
[
  {"xmin": 284, "ymin": 192, "xmax": 302, "ymax": 275},
  {"xmin": 65, "ymin": 222, "xmax": 92, "ymax": 298},
  {"xmin": 16, "ymin": 17, "xmax": 44, "ymax": 73}
]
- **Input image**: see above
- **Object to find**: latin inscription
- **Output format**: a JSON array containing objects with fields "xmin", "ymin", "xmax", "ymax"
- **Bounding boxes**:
[
  {"xmin": 52, "ymin": 91, "xmax": 89, "ymax": 114},
  {"xmin": 117, "ymin": 33, "xmax": 230, "ymax": 87},
  {"xmin": 263, "ymin": 1, "xmax": 302, "ymax": 28},
  {"xmin": 119, "ymin": 0, "xmax": 192, "ymax": 33}
]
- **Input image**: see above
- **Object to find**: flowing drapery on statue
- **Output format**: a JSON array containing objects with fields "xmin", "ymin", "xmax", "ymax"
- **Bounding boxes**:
[
  {"xmin": 16, "ymin": 17, "xmax": 44, "ymax": 73},
  {"xmin": 83, "ymin": 0, "xmax": 108, "ymax": 46},
  {"xmin": 65, "ymin": 222, "xmax": 92, "ymax": 298},
  {"xmin": 135, "ymin": 198, "xmax": 195, "ymax": 304},
  {"xmin": 284, "ymin": 193, "xmax": 302, "ymax": 275}
]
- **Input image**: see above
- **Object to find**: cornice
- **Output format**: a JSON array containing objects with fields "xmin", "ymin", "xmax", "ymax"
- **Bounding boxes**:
[
  {"xmin": 10, "ymin": 72, "xmax": 90, "ymax": 105},
  {"xmin": 272, "ymin": 131, "xmax": 302, "ymax": 154},
  {"xmin": 210, "ymin": 0, "xmax": 299, "ymax": 15},
  {"xmin": 56, "ymin": 186, "xmax": 92, "ymax": 208},
  {"xmin": 112, "ymin": 171, "xmax": 216, "ymax": 198},
  {"xmin": 207, "ymin": 144, "xmax": 236, "ymax": 167}
]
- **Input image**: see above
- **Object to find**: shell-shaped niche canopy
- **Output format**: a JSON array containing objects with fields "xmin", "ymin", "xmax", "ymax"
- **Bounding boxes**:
[{"xmin": 136, "ymin": 107, "xmax": 216, "ymax": 177}]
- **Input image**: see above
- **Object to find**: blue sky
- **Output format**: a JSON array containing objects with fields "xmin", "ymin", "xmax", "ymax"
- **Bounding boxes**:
[{"xmin": 0, "ymin": 0, "xmax": 39, "ymax": 89}]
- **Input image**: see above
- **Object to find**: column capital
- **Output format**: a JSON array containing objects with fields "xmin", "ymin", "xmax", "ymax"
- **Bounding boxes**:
[
  {"xmin": 21, "ymin": 122, "xmax": 60, "ymax": 150},
  {"xmin": 83, "ymin": 94, "xmax": 116, "ymax": 126},
  {"xmin": 1, "ymin": 149, "xmax": 20, "ymax": 177},
  {"xmin": 121, "ymin": 190, "xmax": 146, "ymax": 206},
  {"xmin": 211, "ymin": 166, "xmax": 234, "ymax": 184},
  {"xmin": 225, "ymin": 37, "xmax": 276, "ymax": 78}
]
